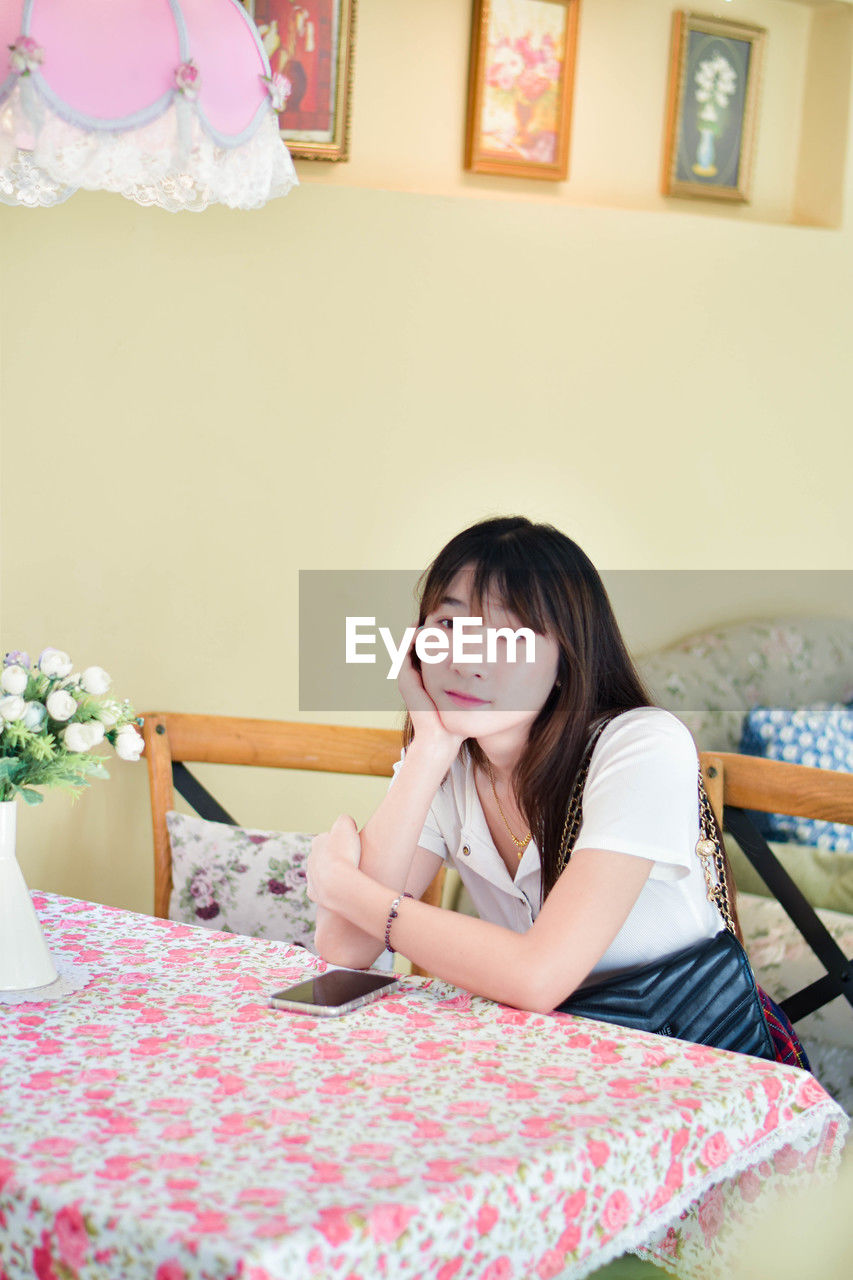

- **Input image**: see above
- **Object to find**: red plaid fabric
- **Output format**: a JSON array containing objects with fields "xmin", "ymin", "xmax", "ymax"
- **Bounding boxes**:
[{"xmin": 758, "ymin": 986, "xmax": 812, "ymax": 1071}]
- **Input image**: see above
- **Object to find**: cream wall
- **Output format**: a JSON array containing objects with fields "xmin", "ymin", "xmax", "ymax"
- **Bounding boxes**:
[{"xmin": 1, "ymin": 0, "xmax": 851, "ymax": 913}]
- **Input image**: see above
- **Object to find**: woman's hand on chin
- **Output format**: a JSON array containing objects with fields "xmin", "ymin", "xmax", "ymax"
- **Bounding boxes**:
[
  {"xmin": 398, "ymin": 628, "xmax": 465, "ymax": 760},
  {"xmin": 307, "ymin": 814, "xmax": 362, "ymax": 911}
]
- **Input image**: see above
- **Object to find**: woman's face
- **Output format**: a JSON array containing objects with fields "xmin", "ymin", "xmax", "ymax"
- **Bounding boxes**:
[{"xmin": 418, "ymin": 564, "xmax": 561, "ymax": 743}]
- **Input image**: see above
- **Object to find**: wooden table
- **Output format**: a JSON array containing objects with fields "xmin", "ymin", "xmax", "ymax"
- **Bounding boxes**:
[{"xmin": 0, "ymin": 893, "xmax": 847, "ymax": 1279}]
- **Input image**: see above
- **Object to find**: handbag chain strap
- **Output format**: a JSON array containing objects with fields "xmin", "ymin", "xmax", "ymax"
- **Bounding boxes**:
[
  {"xmin": 696, "ymin": 769, "xmax": 736, "ymax": 936},
  {"xmin": 556, "ymin": 719, "xmax": 737, "ymax": 937}
]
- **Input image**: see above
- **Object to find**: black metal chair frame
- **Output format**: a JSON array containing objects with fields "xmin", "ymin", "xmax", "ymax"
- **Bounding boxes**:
[{"xmin": 726, "ymin": 805, "xmax": 853, "ymax": 1023}]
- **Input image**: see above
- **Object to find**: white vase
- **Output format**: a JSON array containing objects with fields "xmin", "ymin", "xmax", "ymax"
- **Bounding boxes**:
[{"xmin": 0, "ymin": 799, "xmax": 59, "ymax": 990}]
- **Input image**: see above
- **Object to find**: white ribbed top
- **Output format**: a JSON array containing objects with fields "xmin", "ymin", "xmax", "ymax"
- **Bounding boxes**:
[{"xmin": 389, "ymin": 706, "xmax": 724, "ymax": 980}]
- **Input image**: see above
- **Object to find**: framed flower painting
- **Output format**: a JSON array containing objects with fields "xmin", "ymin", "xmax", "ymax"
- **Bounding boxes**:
[
  {"xmin": 465, "ymin": 0, "xmax": 580, "ymax": 181},
  {"xmin": 244, "ymin": 1, "xmax": 356, "ymax": 161},
  {"xmin": 662, "ymin": 12, "xmax": 766, "ymax": 203}
]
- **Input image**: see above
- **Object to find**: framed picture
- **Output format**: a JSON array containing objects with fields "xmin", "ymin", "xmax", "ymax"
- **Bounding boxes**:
[
  {"xmin": 244, "ymin": 1, "xmax": 356, "ymax": 161},
  {"xmin": 662, "ymin": 12, "xmax": 766, "ymax": 203},
  {"xmin": 465, "ymin": 0, "xmax": 580, "ymax": 182}
]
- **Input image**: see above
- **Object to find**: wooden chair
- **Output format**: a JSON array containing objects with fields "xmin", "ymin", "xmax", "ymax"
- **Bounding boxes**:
[
  {"xmin": 700, "ymin": 751, "xmax": 853, "ymax": 1023},
  {"xmin": 140, "ymin": 712, "xmax": 445, "ymax": 976},
  {"xmin": 141, "ymin": 714, "xmax": 852, "ymax": 1009}
]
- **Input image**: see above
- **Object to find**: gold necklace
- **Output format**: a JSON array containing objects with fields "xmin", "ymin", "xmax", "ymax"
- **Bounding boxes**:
[{"xmin": 485, "ymin": 759, "xmax": 531, "ymax": 857}]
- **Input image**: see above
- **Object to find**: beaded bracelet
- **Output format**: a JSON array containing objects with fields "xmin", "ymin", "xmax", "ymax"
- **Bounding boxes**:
[{"xmin": 383, "ymin": 891, "xmax": 413, "ymax": 954}]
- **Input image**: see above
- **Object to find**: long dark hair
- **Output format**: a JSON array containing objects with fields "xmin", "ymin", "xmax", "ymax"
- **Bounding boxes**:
[{"xmin": 402, "ymin": 515, "xmax": 740, "ymax": 924}]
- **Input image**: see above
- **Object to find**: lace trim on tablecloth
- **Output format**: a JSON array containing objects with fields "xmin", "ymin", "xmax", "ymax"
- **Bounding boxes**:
[
  {"xmin": 561, "ymin": 1100, "xmax": 848, "ymax": 1280},
  {"xmin": 0, "ymin": 955, "xmax": 93, "ymax": 1005}
]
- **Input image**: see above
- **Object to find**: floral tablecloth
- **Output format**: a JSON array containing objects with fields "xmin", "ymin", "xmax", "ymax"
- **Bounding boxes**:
[{"xmin": 0, "ymin": 895, "xmax": 848, "ymax": 1280}]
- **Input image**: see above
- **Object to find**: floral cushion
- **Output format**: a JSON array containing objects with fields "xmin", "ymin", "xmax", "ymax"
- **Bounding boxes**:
[
  {"xmin": 637, "ymin": 617, "xmax": 853, "ymax": 753},
  {"xmin": 739, "ymin": 703, "xmax": 853, "ymax": 853},
  {"xmin": 739, "ymin": 891, "xmax": 853, "ymax": 1116},
  {"xmin": 637, "ymin": 617, "xmax": 853, "ymax": 912},
  {"xmin": 166, "ymin": 811, "xmax": 317, "ymax": 951}
]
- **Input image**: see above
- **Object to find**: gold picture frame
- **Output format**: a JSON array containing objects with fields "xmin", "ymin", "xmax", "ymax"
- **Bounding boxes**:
[
  {"xmin": 662, "ymin": 11, "xmax": 766, "ymax": 203},
  {"xmin": 465, "ymin": 0, "xmax": 580, "ymax": 182},
  {"xmin": 245, "ymin": 1, "xmax": 356, "ymax": 162}
]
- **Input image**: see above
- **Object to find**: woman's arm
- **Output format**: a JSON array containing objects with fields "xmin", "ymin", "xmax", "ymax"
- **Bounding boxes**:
[
  {"xmin": 313, "ymin": 830, "xmax": 443, "ymax": 967},
  {"xmin": 309, "ymin": 817, "xmax": 653, "ymax": 1012},
  {"xmin": 312, "ymin": 632, "xmax": 463, "ymax": 967},
  {"xmin": 312, "ymin": 736, "xmax": 458, "ymax": 966}
]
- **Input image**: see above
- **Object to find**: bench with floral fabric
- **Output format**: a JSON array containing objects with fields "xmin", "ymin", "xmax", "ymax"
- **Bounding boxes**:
[{"xmin": 637, "ymin": 616, "xmax": 853, "ymax": 1113}]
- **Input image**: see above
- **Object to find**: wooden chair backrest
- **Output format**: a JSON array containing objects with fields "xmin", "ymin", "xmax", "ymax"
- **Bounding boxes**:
[
  {"xmin": 699, "ymin": 751, "xmax": 853, "ymax": 828},
  {"xmin": 141, "ymin": 713, "xmax": 445, "ymax": 976}
]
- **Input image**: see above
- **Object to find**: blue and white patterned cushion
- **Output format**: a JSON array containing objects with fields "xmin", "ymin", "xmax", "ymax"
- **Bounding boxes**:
[{"xmin": 739, "ymin": 703, "xmax": 853, "ymax": 853}]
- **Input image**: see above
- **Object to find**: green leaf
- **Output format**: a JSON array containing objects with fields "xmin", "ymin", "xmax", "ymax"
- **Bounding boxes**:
[
  {"xmin": 19, "ymin": 788, "xmax": 44, "ymax": 805},
  {"xmin": 0, "ymin": 757, "xmax": 24, "ymax": 783}
]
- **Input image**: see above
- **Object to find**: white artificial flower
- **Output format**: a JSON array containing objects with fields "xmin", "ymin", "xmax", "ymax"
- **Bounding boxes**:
[
  {"xmin": 0, "ymin": 694, "xmax": 26, "ymax": 722},
  {"xmin": 46, "ymin": 689, "xmax": 78, "ymax": 722},
  {"xmin": 0, "ymin": 715, "xmax": 5, "ymax": 734},
  {"xmin": 63, "ymin": 722, "xmax": 104, "ymax": 753},
  {"xmin": 62, "ymin": 724, "xmax": 89, "ymax": 753},
  {"xmin": 96, "ymin": 700, "xmax": 122, "ymax": 728},
  {"xmin": 81, "ymin": 666, "xmax": 111, "ymax": 696},
  {"xmin": 39, "ymin": 648, "xmax": 73, "ymax": 678},
  {"xmin": 22, "ymin": 701, "xmax": 47, "ymax": 731},
  {"xmin": 0, "ymin": 665, "xmax": 28, "ymax": 696},
  {"xmin": 114, "ymin": 724, "xmax": 144, "ymax": 761}
]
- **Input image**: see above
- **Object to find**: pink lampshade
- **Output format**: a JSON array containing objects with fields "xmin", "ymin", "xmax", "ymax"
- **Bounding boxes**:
[{"xmin": 0, "ymin": 0, "xmax": 298, "ymax": 210}]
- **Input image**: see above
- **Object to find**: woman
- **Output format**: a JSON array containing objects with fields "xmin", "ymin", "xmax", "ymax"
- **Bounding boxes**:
[{"xmin": 306, "ymin": 516, "xmax": 801, "ymax": 1057}]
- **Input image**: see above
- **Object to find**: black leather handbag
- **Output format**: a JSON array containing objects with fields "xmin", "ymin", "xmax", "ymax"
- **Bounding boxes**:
[
  {"xmin": 556, "ymin": 928, "xmax": 774, "ymax": 1057},
  {"xmin": 553, "ymin": 719, "xmax": 776, "ymax": 1060}
]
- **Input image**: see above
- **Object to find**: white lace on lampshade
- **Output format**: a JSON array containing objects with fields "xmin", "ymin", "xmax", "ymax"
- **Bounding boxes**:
[{"xmin": 0, "ymin": 0, "xmax": 298, "ymax": 212}]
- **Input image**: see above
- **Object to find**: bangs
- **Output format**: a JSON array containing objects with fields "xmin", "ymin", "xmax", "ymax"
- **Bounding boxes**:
[
  {"xmin": 468, "ymin": 558, "xmax": 553, "ymax": 635},
  {"xmin": 419, "ymin": 546, "xmax": 554, "ymax": 636}
]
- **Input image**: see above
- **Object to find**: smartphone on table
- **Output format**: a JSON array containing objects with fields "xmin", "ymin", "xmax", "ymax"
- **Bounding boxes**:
[{"xmin": 268, "ymin": 968, "xmax": 399, "ymax": 1017}]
